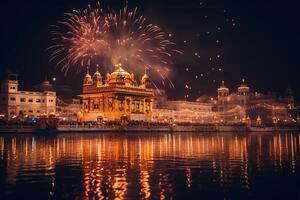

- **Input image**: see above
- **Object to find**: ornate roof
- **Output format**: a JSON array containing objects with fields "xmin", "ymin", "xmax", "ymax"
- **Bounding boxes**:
[
  {"xmin": 218, "ymin": 81, "xmax": 229, "ymax": 91},
  {"xmin": 141, "ymin": 73, "xmax": 150, "ymax": 82},
  {"xmin": 93, "ymin": 65, "xmax": 102, "ymax": 79},
  {"xmin": 93, "ymin": 70, "xmax": 101, "ymax": 78},
  {"xmin": 239, "ymin": 79, "xmax": 249, "ymax": 88},
  {"xmin": 106, "ymin": 66, "xmax": 136, "ymax": 86}
]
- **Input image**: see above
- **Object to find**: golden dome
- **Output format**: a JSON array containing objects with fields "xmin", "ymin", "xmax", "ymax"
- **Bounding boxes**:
[
  {"xmin": 93, "ymin": 69, "xmax": 102, "ymax": 87},
  {"xmin": 140, "ymin": 73, "xmax": 152, "ymax": 88},
  {"xmin": 106, "ymin": 66, "xmax": 136, "ymax": 86},
  {"xmin": 93, "ymin": 65, "xmax": 102, "ymax": 79},
  {"xmin": 141, "ymin": 73, "xmax": 149, "ymax": 82},
  {"xmin": 93, "ymin": 70, "xmax": 101, "ymax": 78},
  {"xmin": 85, "ymin": 73, "xmax": 91, "ymax": 79},
  {"xmin": 83, "ymin": 72, "xmax": 92, "ymax": 85}
]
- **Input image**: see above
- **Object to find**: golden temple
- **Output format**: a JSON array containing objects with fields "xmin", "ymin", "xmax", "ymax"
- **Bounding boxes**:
[{"xmin": 79, "ymin": 65, "xmax": 154, "ymax": 122}]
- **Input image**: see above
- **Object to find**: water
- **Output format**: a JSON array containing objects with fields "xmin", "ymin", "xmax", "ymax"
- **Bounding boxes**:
[{"xmin": 0, "ymin": 132, "xmax": 299, "ymax": 200}]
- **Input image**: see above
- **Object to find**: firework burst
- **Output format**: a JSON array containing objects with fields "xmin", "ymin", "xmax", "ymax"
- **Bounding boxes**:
[
  {"xmin": 48, "ymin": 4, "xmax": 180, "ymax": 87},
  {"xmin": 48, "ymin": 3, "xmax": 108, "ymax": 74}
]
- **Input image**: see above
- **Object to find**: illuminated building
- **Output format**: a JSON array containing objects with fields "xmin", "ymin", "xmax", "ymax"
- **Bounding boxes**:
[
  {"xmin": 215, "ymin": 80, "xmax": 293, "ymax": 124},
  {"xmin": 237, "ymin": 79, "xmax": 250, "ymax": 107},
  {"xmin": 79, "ymin": 65, "xmax": 154, "ymax": 121},
  {"xmin": 0, "ymin": 74, "xmax": 56, "ymax": 120},
  {"xmin": 217, "ymin": 81, "xmax": 230, "ymax": 112},
  {"xmin": 56, "ymin": 98, "xmax": 82, "ymax": 121},
  {"xmin": 153, "ymin": 100, "xmax": 215, "ymax": 123}
]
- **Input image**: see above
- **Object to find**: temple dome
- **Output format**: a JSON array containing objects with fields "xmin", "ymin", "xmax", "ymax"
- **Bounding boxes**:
[
  {"xmin": 93, "ymin": 70, "xmax": 101, "ymax": 78},
  {"xmin": 106, "ymin": 67, "xmax": 136, "ymax": 86},
  {"xmin": 141, "ymin": 73, "xmax": 149, "ymax": 82},
  {"xmin": 33, "ymin": 78, "xmax": 54, "ymax": 91},
  {"xmin": 218, "ymin": 81, "xmax": 229, "ymax": 90},
  {"xmin": 93, "ymin": 68, "xmax": 102, "ymax": 87},
  {"xmin": 83, "ymin": 73, "xmax": 93, "ymax": 85},
  {"xmin": 140, "ymin": 73, "xmax": 152, "ymax": 88},
  {"xmin": 239, "ymin": 79, "xmax": 248, "ymax": 88},
  {"xmin": 85, "ymin": 73, "xmax": 92, "ymax": 79}
]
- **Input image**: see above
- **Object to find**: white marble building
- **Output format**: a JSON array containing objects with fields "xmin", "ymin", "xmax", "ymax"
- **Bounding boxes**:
[{"xmin": 0, "ymin": 74, "xmax": 56, "ymax": 120}]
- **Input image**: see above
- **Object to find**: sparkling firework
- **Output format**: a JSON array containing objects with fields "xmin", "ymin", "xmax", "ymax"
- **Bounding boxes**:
[
  {"xmin": 48, "ymin": 3, "xmax": 108, "ymax": 74},
  {"xmin": 48, "ymin": 4, "xmax": 180, "ymax": 87}
]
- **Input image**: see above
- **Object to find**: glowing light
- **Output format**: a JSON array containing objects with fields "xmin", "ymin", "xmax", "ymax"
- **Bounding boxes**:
[{"xmin": 48, "ymin": 4, "xmax": 180, "ymax": 87}]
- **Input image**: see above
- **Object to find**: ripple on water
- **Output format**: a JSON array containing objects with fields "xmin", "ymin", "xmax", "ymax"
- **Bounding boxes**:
[{"xmin": 0, "ymin": 132, "xmax": 299, "ymax": 200}]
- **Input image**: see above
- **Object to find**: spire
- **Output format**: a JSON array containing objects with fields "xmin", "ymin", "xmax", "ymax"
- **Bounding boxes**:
[
  {"xmin": 141, "ymin": 66, "xmax": 151, "ymax": 88},
  {"xmin": 83, "ymin": 66, "xmax": 92, "ymax": 85},
  {"xmin": 116, "ymin": 63, "xmax": 122, "ymax": 69},
  {"xmin": 220, "ymin": 81, "xmax": 227, "ymax": 88},
  {"xmin": 239, "ymin": 78, "xmax": 248, "ymax": 88}
]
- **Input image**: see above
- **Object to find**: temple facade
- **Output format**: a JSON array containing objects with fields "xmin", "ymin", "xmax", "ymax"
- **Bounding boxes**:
[{"xmin": 79, "ymin": 66, "xmax": 154, "ymax": 122}]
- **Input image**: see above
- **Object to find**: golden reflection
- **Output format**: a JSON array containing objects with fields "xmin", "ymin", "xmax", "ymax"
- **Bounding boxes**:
[{"xmin": 0, "ymin": 132, "xmax": 299, "ymax": 199}]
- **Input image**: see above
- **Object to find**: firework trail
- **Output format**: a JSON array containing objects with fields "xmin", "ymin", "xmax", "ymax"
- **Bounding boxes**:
[
  {"xmin": 48, "ymin": 3, "xmax": 180, "ymax": 87},
  {"xmin": 48, "ymin": 3, "xmax": 108, "ymax": 74}
]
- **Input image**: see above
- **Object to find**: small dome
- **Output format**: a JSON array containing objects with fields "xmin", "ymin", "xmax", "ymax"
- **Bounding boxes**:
[
  {"xmin": 83, "ymin": 72, "xmax": 93, "ymax": 85},
  {"xmin": 85, "ymin": 73, "xmax": 92, "ymax": 79},
  {"xmin": 141, "ymin": 73, "xmax": 149, "ymax": 82},
  {"xmin": 93, "ymin": 69, "xmax": 102, "ymax": 87},
  {"xmin": 93, "ymin": 70, "xmax": 101, "ymax": 78},
  {"xmin": 219, "ymin": 81, "xmax": 227, "ymax": 88},
  {"xmin": 239, "ymin": 79, "xmax": 248, "ymax": 87},
  {"xmin": 218, "ymin": 81, "xmax": 229, "ymax": 91},
  {"xmin": 41, "ymin": 80, "xmax": 51, "ymax": 85},
  {"xmin": 140, "ymin": 73, "xmax": 152, "ymax": 88}
]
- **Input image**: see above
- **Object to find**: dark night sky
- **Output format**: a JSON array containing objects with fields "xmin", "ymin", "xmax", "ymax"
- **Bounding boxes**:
[{"xmin": 0, "ymin": 0, "xmax": 299, "ymax": 100}]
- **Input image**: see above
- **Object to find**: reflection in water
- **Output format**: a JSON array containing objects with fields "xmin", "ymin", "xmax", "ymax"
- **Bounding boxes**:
[{"xmin": 0, "ymin": 132, "xmax": 299, "ymax": 199}]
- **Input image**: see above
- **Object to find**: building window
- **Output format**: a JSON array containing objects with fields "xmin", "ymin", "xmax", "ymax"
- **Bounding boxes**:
[
  {"xmin": 20, "ymin": 98, "xmax": 26, "ymax": 102},
  {"xmin": 10, "ymin": 97, "xmax": 16, "ymax": 101},
  {"xmin": 135, "ymin": 103, "xmax": 140, "ymax": 111},
  {"xmin": 49, "ymin": 99, "xmax": 54, "ymax": 102},
  {"xmin": 10, "ymin": 86, "xmax": 16, "ymax": 90},
  {"xmin": 42, "ymin": 99, "xmax": 45, "ymax": 103},
  {"xmin": 28, "ymin": 110, "xmax": 33, "ymax": 113},
  {"xmin": 94, "ymin": 104, "xmax": 99, "ymax": 109},
  {"xmin": 28, "ymin": 99, "xmax": 33, "ymax": 103},
  {"xmin": 36, "ymin": 99, "xmax": 41, "ymax": 103}
]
